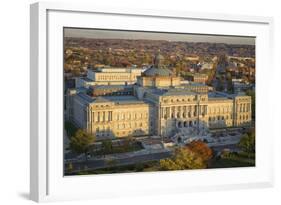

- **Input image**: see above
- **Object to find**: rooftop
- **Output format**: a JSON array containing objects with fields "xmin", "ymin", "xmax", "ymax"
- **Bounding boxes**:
[
  {"xmin": 90, "ymin": 85, "xmax": 133, "ymax": 89},
  {"xmin": 143, "ymin": 66, "xmax": 174, "ymax": 77},
  {"xmin": 76, "ymin": 94, "xmax": 148, "ymax": 105},
  {"xmin": 88, "ymin": 66, "xmax": 143, "ymax": 73},
  {"xmin": 208, "ymin": 91, "xmax": 248, "ymax": 99},
  {"xmin": 148, "ymin": 87, "xmax": 196, "ymax": 97},
  {"xmin": 94, "ymin": 96, "xmax": 148, "ymax": 105}
]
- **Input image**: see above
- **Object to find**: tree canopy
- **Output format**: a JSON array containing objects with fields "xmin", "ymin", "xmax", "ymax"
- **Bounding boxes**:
[
  {"xmin": 238, "ymin": 130, "xmax": 255, "ymax": 154},
  {"xmin": 101, "ymin": 139, "xmax": 113, "ymax": 155},
  {"xmin": 160, "ymin": 148, "xmax": 205, "ymax": 171},
  {"xmin": 69, "ymin": 129, "xmax": 95, "ymax": 156},
  {"xmin": 64, "ymin": 121, "xmax": 78, "ymax": 138},
  {"xmin": 185, "ymin": 140, "xmax": 213, "ymax": 163}
]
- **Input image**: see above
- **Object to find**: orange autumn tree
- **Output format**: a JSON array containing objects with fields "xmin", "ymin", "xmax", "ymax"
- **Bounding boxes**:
[{"xmin": 185, "ymin": 140, "xmax": 213, "ymax": 163}]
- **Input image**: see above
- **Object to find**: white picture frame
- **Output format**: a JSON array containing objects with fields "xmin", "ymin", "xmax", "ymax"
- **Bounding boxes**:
[{"xmin": 30, "ymin": 1, "xmax": 274, "ymax": 202}]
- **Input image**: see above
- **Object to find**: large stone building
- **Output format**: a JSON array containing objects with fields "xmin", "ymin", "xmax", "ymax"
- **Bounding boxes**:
[{"xmin": 66, "ymin": 53, "xmax": 252, "ymax": 139}]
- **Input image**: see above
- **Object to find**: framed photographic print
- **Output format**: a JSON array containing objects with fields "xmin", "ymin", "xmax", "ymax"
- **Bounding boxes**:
[{"xmin": 30, "ymin": 2, "xmax": 274, "ymax": 202}]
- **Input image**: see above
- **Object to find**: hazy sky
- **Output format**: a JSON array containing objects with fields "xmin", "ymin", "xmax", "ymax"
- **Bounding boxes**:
[{"xmin": 64, "ymin": 28, "xmax": 255, "ymax": 45}]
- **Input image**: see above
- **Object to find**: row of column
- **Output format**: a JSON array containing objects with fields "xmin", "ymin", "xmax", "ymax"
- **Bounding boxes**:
[
  {"xmin": 87, "ymin": 108, "xmax": 113, "ymax": 123},
  {"xmin": 160, "ymin": 105, "xmax": 208, "ymax": 119},
  {"xmin": 237, "ymin": 103, "xmax": 251, "ymax": 113}
]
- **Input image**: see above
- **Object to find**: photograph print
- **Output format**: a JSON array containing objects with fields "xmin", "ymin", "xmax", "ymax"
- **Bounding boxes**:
[{"xmin": 63, "ymin": 28, "xmax": 255, "ymax": 176}]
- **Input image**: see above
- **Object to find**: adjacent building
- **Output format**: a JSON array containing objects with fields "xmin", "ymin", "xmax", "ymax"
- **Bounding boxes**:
[{"xmin": 76, "ymin": 66, "xmax": 143, "ymax": 88}]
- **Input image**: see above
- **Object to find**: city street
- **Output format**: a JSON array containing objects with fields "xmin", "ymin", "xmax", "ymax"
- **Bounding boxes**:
[{"xmin": 66, "ymin": 149, "xmax": 172, "ymax": 174}]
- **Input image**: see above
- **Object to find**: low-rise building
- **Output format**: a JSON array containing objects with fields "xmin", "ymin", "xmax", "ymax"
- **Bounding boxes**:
[{"xmin": 75, "ymin": 66, "xmax": 144, "ymax": 88}]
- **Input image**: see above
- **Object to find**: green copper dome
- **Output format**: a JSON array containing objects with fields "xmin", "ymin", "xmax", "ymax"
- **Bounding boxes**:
[
  {"xmin": 143, "ymin": 66, "xmax": 174, "ymax": 77},
  {"xmin": 143, "ymin": 52, "xmax": 174, "ymax": 77}
]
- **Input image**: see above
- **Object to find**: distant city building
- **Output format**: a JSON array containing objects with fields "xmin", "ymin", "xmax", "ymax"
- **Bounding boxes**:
[
  {"xmin": 201, "ymin": 63, "xmax": 213, "ymax": 70},
  {"xmin": 186, "ymin": 73, "xmax": 209, "ymax": 84},
  {"xmin": 185, "ymin": 55, "xmax": 200, "ymax": 61},
  {"xmin": 227, "ymin": 55, "xmax": 255, "ymax": 62},
  {"xmin": 232, "ymin": 79, "xmax": 253, "ymax": 93},
  {"xmin": 66, "ymin": 53, "xmax": 252, "ymax": 140}
]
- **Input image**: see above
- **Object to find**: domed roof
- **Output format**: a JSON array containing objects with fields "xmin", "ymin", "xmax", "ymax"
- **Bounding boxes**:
[
  {"xmin": 143, "ymin": 51, "xmax": 174, "ymax": 77},
  {"xmin": 143, "ymin": 66, "xmax": 174, "ymax": 77}
]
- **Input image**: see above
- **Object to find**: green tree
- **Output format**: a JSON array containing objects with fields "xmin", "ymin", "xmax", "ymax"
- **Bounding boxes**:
[
  {"xmin": 121, "ymin": 136, "xmax": 134, "ymax": 152},
  {"xmin": 134, "ymin": 163, "xmax": 144, "ymax": 172},
  {"xmin": 70, "ymin": 129, "xmax": 95, "ymax": 160},
  {"xmin": 216, "ymin": 78, "xmax": 224, "ymax": 91},
  {"xmin": 238, "ymin": 132, "xmax": 255, "ymax": 154},
  {"xmin": 64, "ymin": 121, "xmax": 78, "ymax": 138},
  {"xmin": 160, "ymin": 148, "xmax": 205, "ymax": 171},
  {"xmin": 66, "ymin": 162, "xmax": 73, "ymax": 173},
  {"xmin": 101, "ymin": 139, "xmax": 113, "ymax": 155}
]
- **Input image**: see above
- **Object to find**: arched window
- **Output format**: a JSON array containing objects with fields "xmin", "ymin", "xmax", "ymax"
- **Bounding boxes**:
[{"xmin": 178, "ymin": 121, "xmax": 182, "ymax": 128}]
